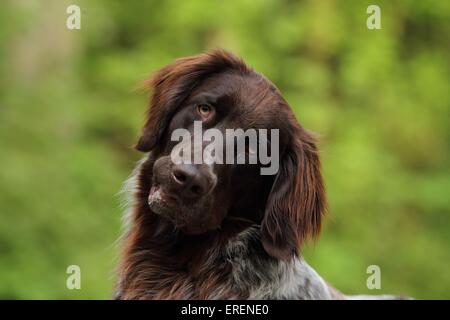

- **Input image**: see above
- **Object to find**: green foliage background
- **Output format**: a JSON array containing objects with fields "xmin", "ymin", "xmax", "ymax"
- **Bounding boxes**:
[{"xmin": 0, "ymin": 0, "xmax": 448, "ymax": 299}]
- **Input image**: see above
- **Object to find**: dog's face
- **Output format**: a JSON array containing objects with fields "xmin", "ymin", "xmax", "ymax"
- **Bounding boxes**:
[
  {"xmin": 135, "ymin": 51, "xmax": 326, "ymax": 260},
  {"xmin": 145, "ymin": 71, "xmax": 279, "ymax": 234}
]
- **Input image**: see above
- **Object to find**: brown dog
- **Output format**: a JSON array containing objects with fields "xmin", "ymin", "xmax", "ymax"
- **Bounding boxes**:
[{"xmin": 115, "ymin": 50, "xmax": 404, "ymax": 300}]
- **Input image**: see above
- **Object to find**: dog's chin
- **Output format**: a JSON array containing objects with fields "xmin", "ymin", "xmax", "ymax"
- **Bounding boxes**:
[
  {"xmin": 148, "ymin": 186, "xmax": 216, "ymax": 235},
  {"xmin": 148, "ymin": 185, "xmax": 178, "ymax": 215},
  {"xmin": 148, "ymin": 199, "xmax": 172, "ymax": 217}
]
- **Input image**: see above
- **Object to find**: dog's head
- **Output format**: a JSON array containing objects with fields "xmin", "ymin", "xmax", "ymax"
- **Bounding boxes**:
[{"xmin": 135, "ymin": 50, "xmax": 326, "ymax": 260}]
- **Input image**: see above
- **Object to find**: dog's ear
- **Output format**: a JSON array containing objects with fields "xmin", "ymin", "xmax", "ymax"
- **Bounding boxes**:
[
  {"xmin": 135, "ymin": 50, "xmax": 249, "ymax": 152},
  {"xmin": 261, "ymin": 122, "xmax": 327, "ymax": 261}
]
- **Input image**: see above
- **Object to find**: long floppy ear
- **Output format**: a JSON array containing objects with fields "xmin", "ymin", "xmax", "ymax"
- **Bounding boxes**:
[
  {"xmin": 135, "ymin": 50, "xmax": 250, "ymax": 152},
  {"xmin": 261, "ymin": 124, "xmax": 327, "ymax": 261}
]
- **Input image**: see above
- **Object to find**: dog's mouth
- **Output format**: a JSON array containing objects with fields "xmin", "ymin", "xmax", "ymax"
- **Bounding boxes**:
[
  {"xmin": 148, "ymin": 185, "xmax": 179, "ymax": 215},
  {"xmin": 148, "ymin": 184, "xmax": 215, "ymax": 234}
]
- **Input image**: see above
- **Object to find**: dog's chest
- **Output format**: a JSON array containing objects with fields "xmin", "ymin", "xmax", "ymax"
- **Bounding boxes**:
[
  {"xmin": 223, "ymin": 228, "xmax": 332, "ymax": 300},
  {"xmin": 227, "ymin": 254, "xmax": 332, "ymax": 299}
]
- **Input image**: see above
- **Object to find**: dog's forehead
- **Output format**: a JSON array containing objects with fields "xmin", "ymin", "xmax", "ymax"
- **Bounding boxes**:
[
  {"xmin": 195, "ymin": 71, "xmax": 247, "ymax": 92},
  {"xmin": 192, "ymin": 71, "xmax": 284, "ymax": 125}
]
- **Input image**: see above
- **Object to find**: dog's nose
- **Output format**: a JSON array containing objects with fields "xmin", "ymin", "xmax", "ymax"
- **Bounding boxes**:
[{"xmin": 171, "ymin": 164, "xmax": 214, "ymax": 198}]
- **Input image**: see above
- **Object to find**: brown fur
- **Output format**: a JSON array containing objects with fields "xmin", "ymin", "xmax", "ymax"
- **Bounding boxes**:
[{"xmin": 115, "ymin": 50, "xmax": 327, "ymax": 299}]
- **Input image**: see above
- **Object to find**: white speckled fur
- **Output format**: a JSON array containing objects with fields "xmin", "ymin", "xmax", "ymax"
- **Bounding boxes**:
[
  {"xmin": 118, "ymin": 159, "xmax": 406, "ymax": 300},
  {"xmin": 225, "ymin": 226, "xmax": 332, "ymax": 299}
]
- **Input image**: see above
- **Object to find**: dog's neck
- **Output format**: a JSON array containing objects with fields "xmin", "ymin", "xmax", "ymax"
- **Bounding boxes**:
[
  {"xmin": 116, "ymin": 213, "xmax": 333, "ymax": 299},
  {"xmin": 116, "ymin": 160, "xmax": 333, "ymax": 299},
  {"xmin": 116, "ymin": 214, "xmax": 249, "ymax": 299}
]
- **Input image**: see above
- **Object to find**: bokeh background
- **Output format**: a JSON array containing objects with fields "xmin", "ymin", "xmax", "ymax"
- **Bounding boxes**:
[{"xmin": 0, "ymin": 0, "xmax": 449, "ymax": 299}]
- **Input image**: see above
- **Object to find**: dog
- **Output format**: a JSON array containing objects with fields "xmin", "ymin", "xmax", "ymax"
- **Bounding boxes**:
[{"xmin": 114, "ymin": 50, "xmax": 405, "ymax": 299}]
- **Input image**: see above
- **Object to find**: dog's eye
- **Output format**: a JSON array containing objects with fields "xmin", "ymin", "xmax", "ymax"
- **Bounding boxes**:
[{"xmin": 196, "ymin": 103, "xmax": 214, "ymax": 120}]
